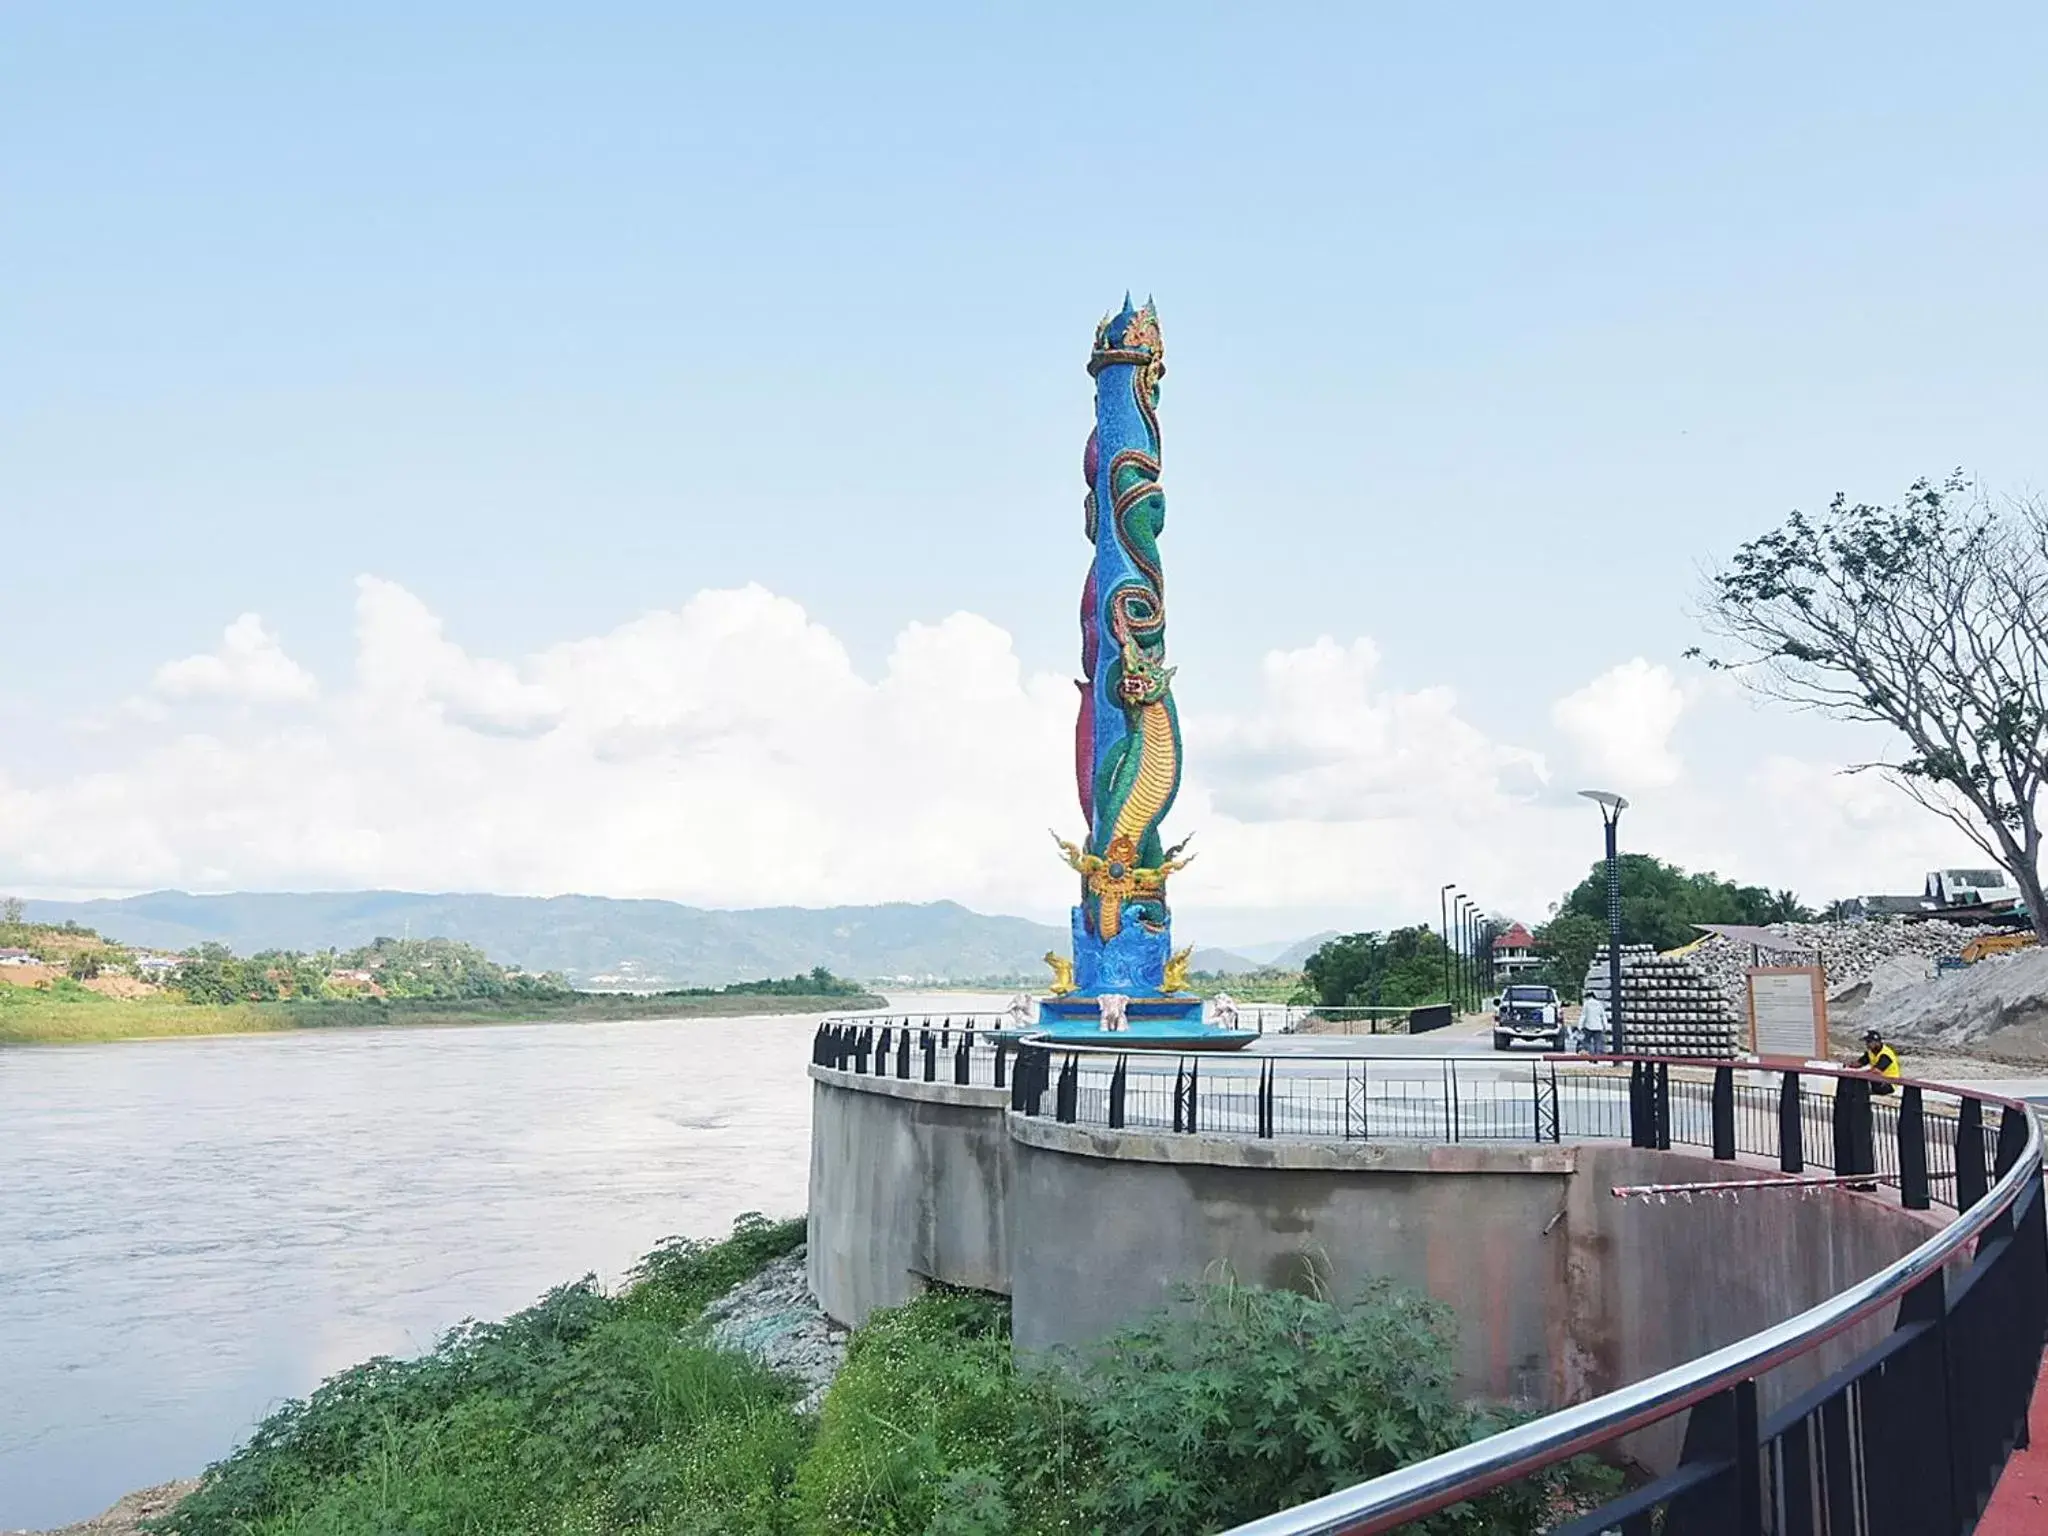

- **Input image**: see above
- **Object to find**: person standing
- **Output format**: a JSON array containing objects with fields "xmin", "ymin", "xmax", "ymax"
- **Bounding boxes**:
[{"xmin": 1579, "ymin": 990, "xmax": 1608, "ymax": 1055}]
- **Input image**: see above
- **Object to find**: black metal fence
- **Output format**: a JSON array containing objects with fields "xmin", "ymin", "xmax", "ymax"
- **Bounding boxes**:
[
  {"xmin": 1213, "ymin": 1068, "xmax": 2045, "ymax": 1536},
  {"xmin": 813, "ymin": 1022, "xmax": 2047, "ymax": 1532}
]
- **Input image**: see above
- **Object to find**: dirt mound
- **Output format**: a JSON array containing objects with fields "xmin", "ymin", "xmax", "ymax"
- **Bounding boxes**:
[{"xmin": 1868, "ymin": 946, "xmax": 2048, "ymax": 1064}]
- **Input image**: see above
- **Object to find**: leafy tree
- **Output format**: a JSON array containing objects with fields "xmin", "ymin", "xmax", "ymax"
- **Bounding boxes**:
[
  {"xmin": 1302, "ymin": 927, "xmax": 1449, "ymax": 1009},
  {"xmin": 1693, "ymin": 474, "xmax": 2048, "ymax": 938},
  {"xmin": 67, "ymin": 950, "xmax": 105, "ymax": 982},
  {"xmin": 1530, "ymin": 912, "xmax": 1605, "ymax": 1001},
  {"xmin": 1554, "ymin": 854, "xmax": 1798, "ymax": 953},
  {"xmin": 1, "ymin": 897, "xmax": 23, "ymax": 925}
]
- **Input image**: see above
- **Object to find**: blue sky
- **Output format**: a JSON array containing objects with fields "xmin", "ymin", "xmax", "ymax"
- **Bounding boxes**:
[{"xmin": 5, "ymin": 4, "xmax": 2046, "ymax": 937}]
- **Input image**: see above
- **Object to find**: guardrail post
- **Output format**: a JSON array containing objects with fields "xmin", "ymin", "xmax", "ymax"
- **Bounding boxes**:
[
  {"xmin": 1630, "ymin": 1062, "xmax": 1650, "ymax": 1148},
  {"xmin": 1898, "ymin": 1085, "xmax": 1931, "ymax": 1209},
  {"xmin": 1834, "ymin": 1077, "xmax": 1874, "ymax": 1186},
  {"xmin": 1655, "ymin": 1063, "xmax": 1673, "ymax": 1151},
  {"xmin": 896, "ymin": 1030, "xmax": 911, "ymax": 1079},
  {"xmin": 855, "ymin": 1028, "xmax": 873, "ymax": 1073},
  {"xmin": 1257, "ymin": 1060, "xmax": 1275, "ymax": 1138},
  {"xmin": 1011, "ymin": 1044, "xmax": 1047, "ymax": 1115},
  {"xmin": 1713, "ymin": 1066, "xmax": 1736, "ymax": 1160},
  {"xmin": 1173, "ymin": 1060, "xmax": 1187, "ymax": 1132},
  {"xmin": 1956, "ymin": 1097, "xmax": 1988, "ymax": 1210},
  {"xmin": 993, "ymin": 1040, "xmax": 1009, "ymax": 1089},
  {"xmin": 1108, "ymin": 1055, "xmax": 1127, "ymax": 1128},
  {"xmin": 1779, "ymin": 1071, "xmax": 1804, "ymax": 1173},
  {"xmin": 1988, "ymin": 1107, "xmax": 2030, "ymax": 1240},
  {"xmin": 921, "ymin": 1030, "xmax": 936, "ymax": 1082},
  {"xmin": 954, "ymin": 1035, "xmax": 971, "ymax": 1085},
  {"xmin": 1055, "ymin": 1054, "xmax": 1078, "ymax": 1122}
]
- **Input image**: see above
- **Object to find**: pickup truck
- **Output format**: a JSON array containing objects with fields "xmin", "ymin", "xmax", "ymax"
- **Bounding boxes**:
[{"xmin": 1493, "ymin": 984, "xmax": 1564, "ymax": 1051}]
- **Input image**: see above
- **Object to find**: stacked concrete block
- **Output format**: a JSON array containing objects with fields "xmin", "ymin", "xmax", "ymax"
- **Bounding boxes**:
[{"xmin": 1585, "ymin": 944, "xmax": 1745, "ymax": 1058}]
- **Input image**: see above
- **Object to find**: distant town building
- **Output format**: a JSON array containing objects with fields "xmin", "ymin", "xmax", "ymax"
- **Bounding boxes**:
[
  {"xmin": 1491, "ymin": 923, "xmax": 1543, "ymax": 975},
  {"xmin": 133, "ymin": 954, "xmax": 180, "ymax": 975},
  {"xmin": 0, "ymin": 947, "xmax": 38, "ymax": 966}
]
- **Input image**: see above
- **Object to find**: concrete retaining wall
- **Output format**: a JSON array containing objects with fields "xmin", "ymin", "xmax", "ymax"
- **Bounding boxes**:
[
  {"xmin": 808, "ymin": 1065, "xmax": 1940, "ymax": 1421},
  {"xmin": 807, "ymin": 1067, "xmax": 1010, "ymax": 1325}
]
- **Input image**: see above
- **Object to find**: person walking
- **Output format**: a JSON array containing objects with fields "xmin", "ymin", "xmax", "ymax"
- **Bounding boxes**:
[{"xmin": 1578, "ymin": 990, "xmax": 1608, "ymax": 1055}]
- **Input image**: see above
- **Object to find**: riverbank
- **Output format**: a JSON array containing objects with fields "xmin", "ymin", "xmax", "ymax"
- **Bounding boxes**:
[
  {"xmin": 0, "ymin": 987, "xmax": 884, "ymax": 1045},
  {"xmin": 35, "ymin": 1215, "xmax": 1607, "ymax": 1536}
]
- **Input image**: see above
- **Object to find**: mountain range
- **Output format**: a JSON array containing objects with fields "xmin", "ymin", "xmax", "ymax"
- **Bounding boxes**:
[{"xmin": 20, "ymin": 890, "xmax": 1329, "ymax": 989}]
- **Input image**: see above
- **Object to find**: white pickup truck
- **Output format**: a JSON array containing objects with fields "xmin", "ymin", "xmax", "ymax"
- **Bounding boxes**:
[{"xmin": 1493, "ymin": 983, "xmax": 1564, "ymax": 1051}]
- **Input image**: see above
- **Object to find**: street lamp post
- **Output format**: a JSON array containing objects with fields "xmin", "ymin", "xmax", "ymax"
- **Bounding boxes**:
[
  {"xmin": 1457, "ymin": 896, "xmax": 1475, "ymax": 1013},
  {"xmin": 1579, "ymin": 790, "xmax": 1630, "ymax": 1054},
  {"xmin": 1439, "ymin": 883, "xmax": 1456, "ymax": 1009}
]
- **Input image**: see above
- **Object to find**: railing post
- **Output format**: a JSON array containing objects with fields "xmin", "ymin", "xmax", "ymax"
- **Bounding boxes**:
[
  {"xmin": 1898, "ymin": 1085, "xmax": 1931, "ymax": 1210},
  {"xmin": 855, "ymin": 1027, "xmax": 873, "ymax": 1073},
  {"xmin": 993, "ymin": 1039, "xmax": 1009, "ymax": 1089},
  {"xmin": 1655, "ymin": 1062, "xmax": 1673, "ymax": 1151},
  {"xmin": 1779, "ymin": 1070, "xmax": 1805, "ymax": 1173},
  {"xmin": 1173, "ymin": 1060, "xmax": 1187, "ymax": 1133},
  {"xmin": 954, "ymin": 1035, "xmax": 971, "ymax": 1085},
  {"xmin": 1257, "ymin": 1060, "xmax": 1274, "ymax": 1138},
  {"xmin": 1834, "ymin": 1077, "xmax": 1874, "ymax": 1186},
  {"xmin": 921, "ymin": 1029, "xmax": 936, "ymax": 1082},
  {"xmin": 895, "ymin": 1030, "xmax": 910, "ymax": 1078},
  {"xmin": 1956, "ymin": 1097, "xmax": 1988, "ymax": 1210},
  {"xmin": 1630, "ymin": 1061, "xmax": 1650, "ymax": 1148},
  {"xmin": 1187, "ymin": 1056, "xmax": 1200, "ymax": 1134},
  {"xmin": 1988, "ymin": 1106, "xmax": 2031, "ymax": 1240},
  {"xmin": 1713, "ymin": 1065, "xmax": 1736, "ymax": 1160},
  {"xmin": 1108, "ymin": 1055, "xmax": 1127, "ymax": 1128},
  {"xmin": 1055, "ymin": 1054, "xmax": 1078, "ymax": 1122}
]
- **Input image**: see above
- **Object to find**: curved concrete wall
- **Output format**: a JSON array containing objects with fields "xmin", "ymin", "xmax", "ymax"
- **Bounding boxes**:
[
  {"xmin": 807, "ymin": 1068, "xmax": 1011, "ymax": 1324},
  {"xmin": 807, "ymin": 1065, "xmax": 1939, "ymax": 1417}
]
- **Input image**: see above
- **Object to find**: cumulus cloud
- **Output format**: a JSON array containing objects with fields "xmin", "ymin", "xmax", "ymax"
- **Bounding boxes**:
[
  {"xmin": 1197, "ymin": 637, "xmax": 1548, "ymax": 822},
  {"xmin": 1551, "ymin": 658, "xmax": 1686, "ymax": 790},
  {"xmin": 0, "ymin": 583, "xmax": 1994, "ymax": 931},
  {"xmin": 153, "ymin": 614, "xmax": 318, "ymax": 705}
]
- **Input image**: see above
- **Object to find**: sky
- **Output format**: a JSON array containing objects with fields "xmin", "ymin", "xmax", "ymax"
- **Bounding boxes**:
[{"xmin": 5, "ymin": 3, "xmax": 2046, "ymax": 946}]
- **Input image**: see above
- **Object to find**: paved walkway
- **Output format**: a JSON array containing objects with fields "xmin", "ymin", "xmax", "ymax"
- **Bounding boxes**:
[{"xmin": 1981, "ymin": 1355, "xmax": 2048, "ymax": 1534}]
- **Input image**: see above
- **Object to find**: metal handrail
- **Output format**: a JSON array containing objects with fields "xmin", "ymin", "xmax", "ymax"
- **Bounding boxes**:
[{"xmin": 1219, "ymin": 1064, "xmax": 2043, "ymax": 1536}]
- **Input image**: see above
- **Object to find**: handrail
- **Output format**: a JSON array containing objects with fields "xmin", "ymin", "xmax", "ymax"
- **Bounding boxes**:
[{"xmin": 1219, "ymin": 1065, "xmax": 2043, "ymax": 1536}]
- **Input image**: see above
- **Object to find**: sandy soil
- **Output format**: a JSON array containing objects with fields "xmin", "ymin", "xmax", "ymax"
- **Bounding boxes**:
[{"xmin": 13, "ymin": 1480, "xmax": 197, "ymax": 1536}]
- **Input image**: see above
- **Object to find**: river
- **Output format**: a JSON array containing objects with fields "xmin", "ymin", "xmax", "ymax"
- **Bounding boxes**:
[{"xmin": 0, "ymin": 995, "xmax": 1001, "ymax": 1530}]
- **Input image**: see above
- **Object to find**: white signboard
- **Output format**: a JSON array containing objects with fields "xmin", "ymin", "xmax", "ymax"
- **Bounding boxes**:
[{"xmin": 1748, "ymin": 966, "xmax": 1828, "ymax": 1060}]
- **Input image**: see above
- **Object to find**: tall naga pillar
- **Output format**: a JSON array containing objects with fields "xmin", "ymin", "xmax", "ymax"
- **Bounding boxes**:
[{"xmin": 1042, "ymin": 297, "xmax": 1206, "ymax": 1030}]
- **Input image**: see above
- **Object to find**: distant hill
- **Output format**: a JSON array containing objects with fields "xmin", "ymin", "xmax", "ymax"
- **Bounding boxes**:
[
  {"xmin": 1224, "ymin": 930, "xmax": 1339, "ymax": 970},
  {"xmin": 19, "ymin": 891, "xmax": 1069, "ymax": 990},
  {"xmin": 1187, "ymin": 946, "xmax": 1262, "ymax": 975}
]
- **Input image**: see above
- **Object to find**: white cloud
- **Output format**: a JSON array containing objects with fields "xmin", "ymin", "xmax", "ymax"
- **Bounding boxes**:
[
  {"xmin": 1550, "ymin": 658, "xmax": 1686, "ymax": 790},
  {"xmin": 0, "ymin": 585, "xmax": 1997, "ymax": 932},
  {"xmin": 153, "ymin": 614, "xmax": 318, "ymax": 705}
]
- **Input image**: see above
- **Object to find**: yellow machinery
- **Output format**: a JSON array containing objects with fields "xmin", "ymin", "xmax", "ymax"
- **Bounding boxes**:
[{"xmin": 1961, "ymin": 931, "xmax": 2037, "ymax": 964}]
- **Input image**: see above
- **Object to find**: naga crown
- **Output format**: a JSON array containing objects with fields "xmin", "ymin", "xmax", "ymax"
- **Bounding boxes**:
[{"xmin": 1089, "ymin": 294, "xmax": 1165, "ymax": 379}]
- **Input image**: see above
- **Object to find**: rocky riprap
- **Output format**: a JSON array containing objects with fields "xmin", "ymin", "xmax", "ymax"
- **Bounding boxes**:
[{"xmin": 700, "ymin": 1244, "xmax": 847, "ymax": 1413}]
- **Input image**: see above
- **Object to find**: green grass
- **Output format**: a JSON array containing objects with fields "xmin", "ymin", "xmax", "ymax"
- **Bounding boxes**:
[
  {"xmin": 155, "ymin": 1222, "xmax": 1614, "ymax": 1536},
  {"xmin": 0, "ymin": 986, "xmax": 883, "ymax": 1045}
]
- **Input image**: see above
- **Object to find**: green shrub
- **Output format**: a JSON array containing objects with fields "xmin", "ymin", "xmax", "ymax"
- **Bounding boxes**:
[
  {"xmin": 157, "ymin": 1215, "xmax": 808, "ymax": 1536},
  {"xmin": 793, "ymin": 1290, "xmax": 1021, "ymax": 1535},
  {"xmin": 1028, "ymin": 1277, "xmax": 1597, "ymax": 1535}
]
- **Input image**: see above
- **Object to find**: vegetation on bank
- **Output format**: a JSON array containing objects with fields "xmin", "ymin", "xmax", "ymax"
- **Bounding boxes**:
[
  {"xmin": 0, "ymin": 916, "xmax": 882, "ymax": 1044},
  {"xmin": 0, "ymin": 983, "xmax": 883, "ymax": 1045},
  {"xmin": 155, "ymin": 1217, "xmax": 1610, "ymax": 1536}
]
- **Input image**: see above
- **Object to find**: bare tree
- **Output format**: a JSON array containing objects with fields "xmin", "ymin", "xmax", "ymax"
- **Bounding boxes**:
[
  {"xmin": 0, "ymin": 897, "xmax": 22, "ymax": 926},
  {"xmin": 1691, "ymin": 474, "xmax": 2048, "ymax": 939}
]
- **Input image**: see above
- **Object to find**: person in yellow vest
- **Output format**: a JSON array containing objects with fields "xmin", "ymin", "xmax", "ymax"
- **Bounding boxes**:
[{"xmin": 1853, "ymin": 1028, "xmax": 1901, "ymax": 1095}]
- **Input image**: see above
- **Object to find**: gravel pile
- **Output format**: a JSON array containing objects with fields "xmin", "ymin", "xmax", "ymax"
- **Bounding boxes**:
[
  {"xmin": 700, "ymin": 1245, "xmax": 848, "ymax": 1414},
  {"xmin": 1688, "ymin": 920, "xmax": 1985, "ymax": 1013}
]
